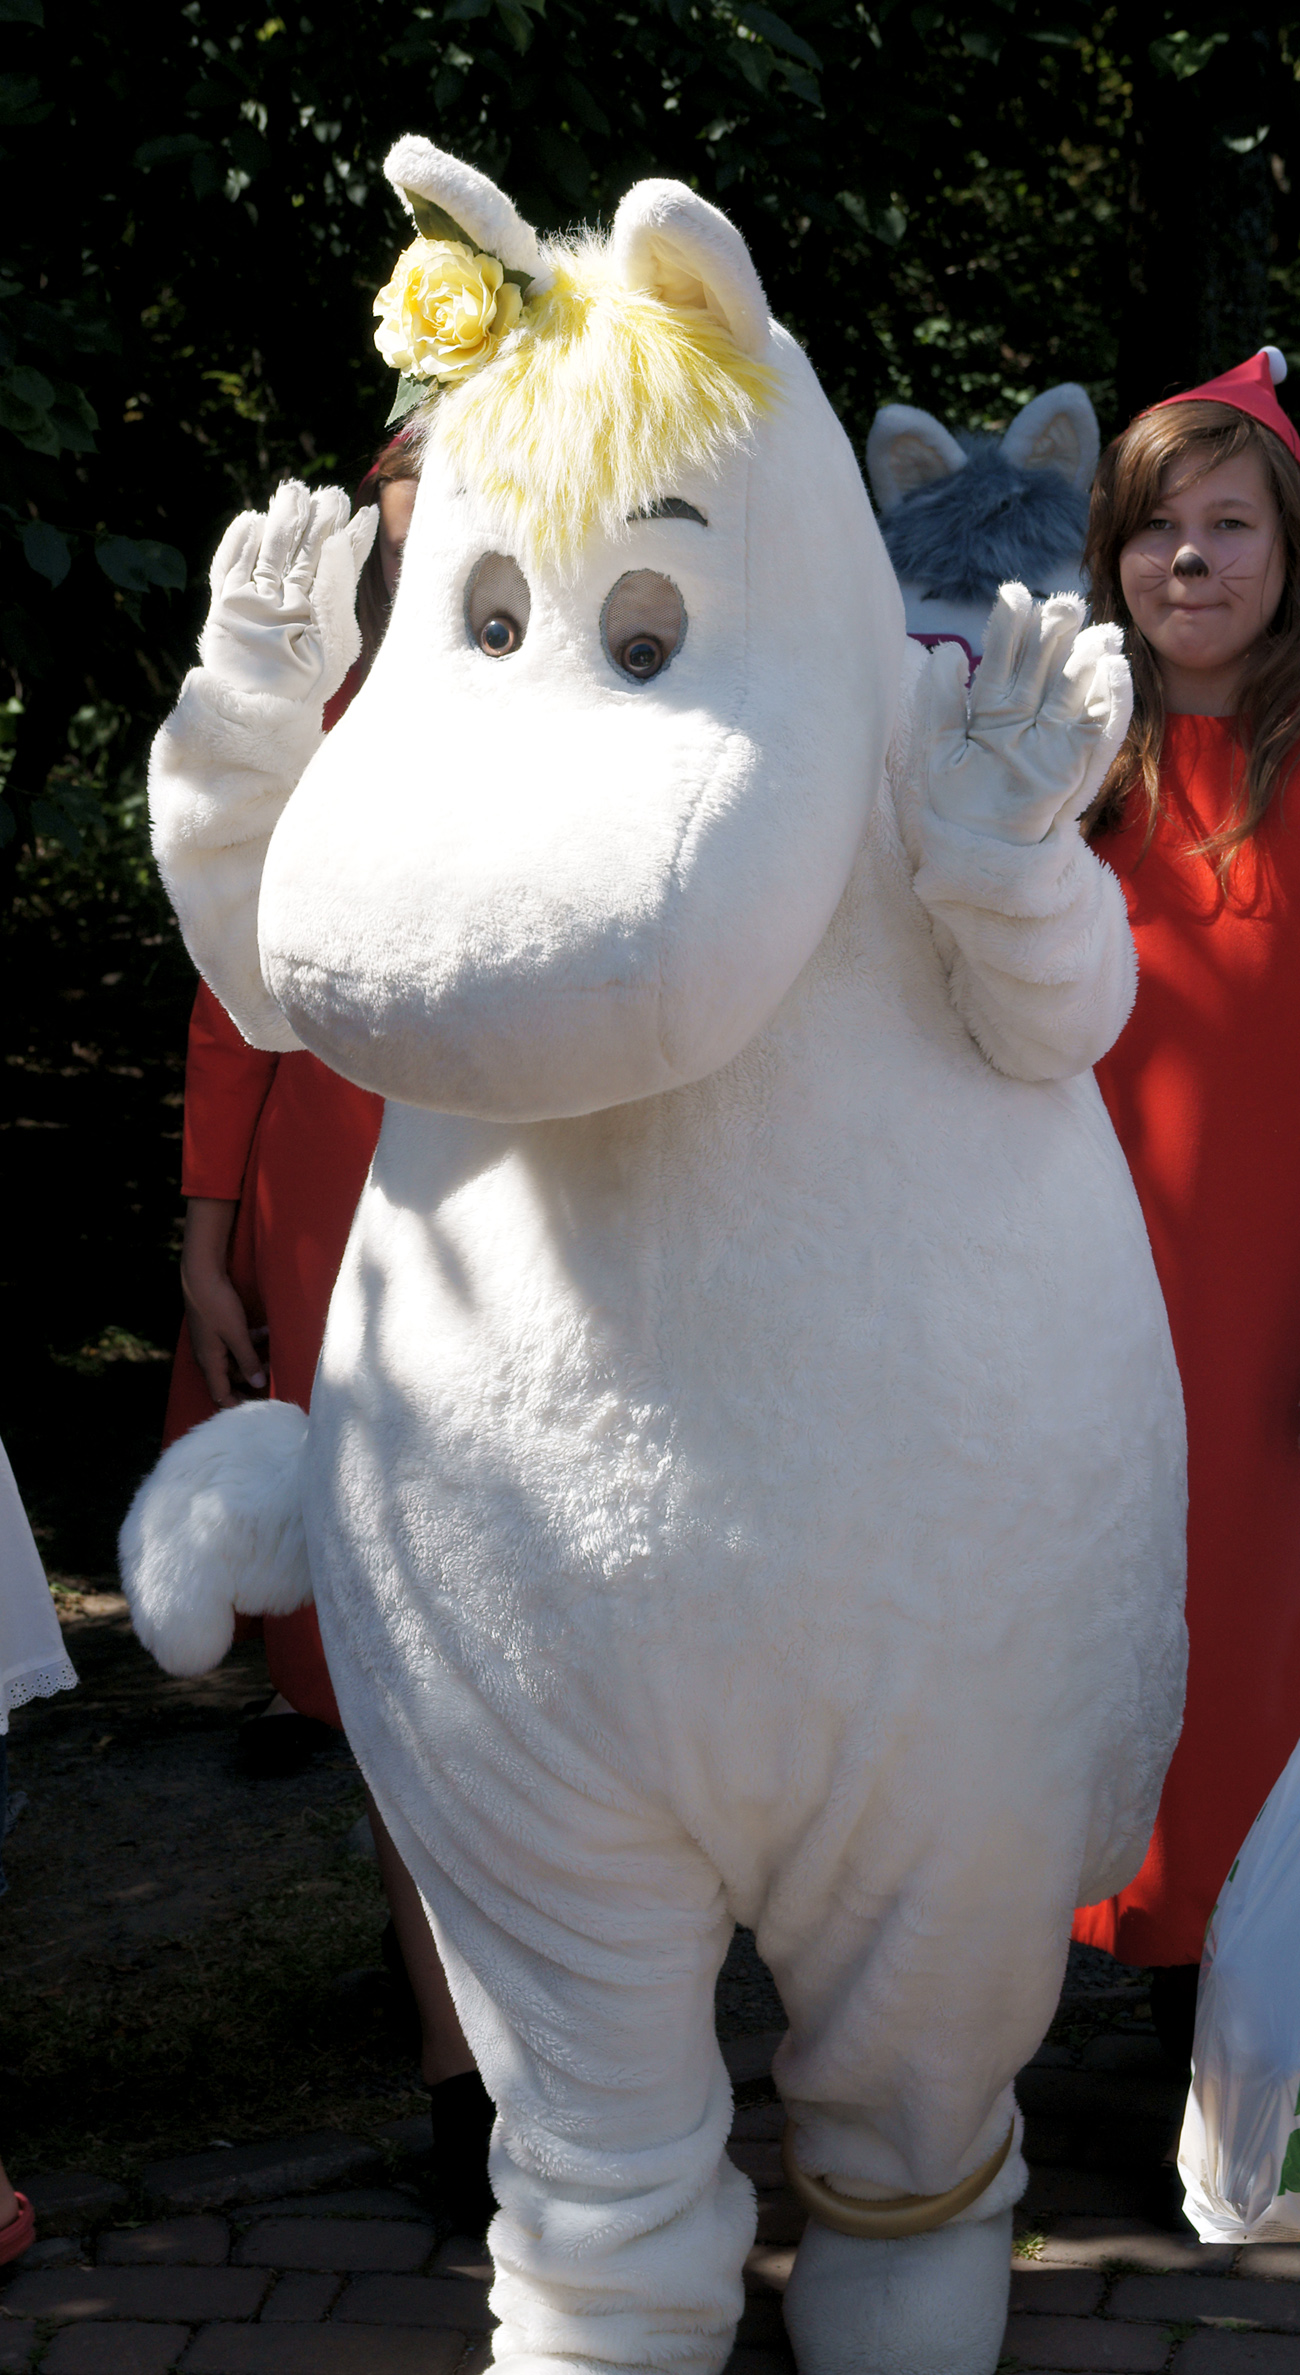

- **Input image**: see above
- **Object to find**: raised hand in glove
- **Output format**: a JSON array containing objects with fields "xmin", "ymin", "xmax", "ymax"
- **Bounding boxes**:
[
  {"xmin": 198, "ymin": 479, "xmax": 379, "ymax": 707},
  {"xmin": 920, "ymin": 584, "xmax": 1132, "ymax": 847}
]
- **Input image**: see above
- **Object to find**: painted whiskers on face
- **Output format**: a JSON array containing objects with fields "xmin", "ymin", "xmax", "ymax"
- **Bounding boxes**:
[{"xmin": 1119, "ymin": 447, "xmax": 1287, "ymax": 714}]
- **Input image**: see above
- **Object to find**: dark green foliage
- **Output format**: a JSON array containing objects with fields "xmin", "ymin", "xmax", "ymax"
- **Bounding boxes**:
[{"xmin": 1, "ymin": 0, "xmax": 1299, "ymax": 863}]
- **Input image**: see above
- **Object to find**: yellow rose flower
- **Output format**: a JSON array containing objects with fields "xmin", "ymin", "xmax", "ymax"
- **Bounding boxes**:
[{"xmin": 373, "ymin": 237, "xmax": 523, "ymax": 386}]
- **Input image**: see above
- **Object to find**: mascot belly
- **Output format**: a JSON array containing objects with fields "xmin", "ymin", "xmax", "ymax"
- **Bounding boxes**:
[{"xmin": 125, "ymin": 135, "xmax": 1186, "ymax": 2375}]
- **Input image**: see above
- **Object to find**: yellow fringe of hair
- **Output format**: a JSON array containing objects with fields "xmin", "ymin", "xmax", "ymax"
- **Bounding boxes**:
[{"xmin": 420, "ymin": 235, "xmax": 777, "ymax": 571}]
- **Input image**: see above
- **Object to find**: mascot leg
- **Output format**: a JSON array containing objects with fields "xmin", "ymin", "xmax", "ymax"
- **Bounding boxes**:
[
  {"xmin": 347, "ymin": 1688, "xmax": 757, "ymax": 2375},
  {"xmin": 781, "ymin": 2146, "xmax": 1021, "ymax": 2375},
  {"xmin": 749, "ymin": 1769, "xmax": 1063, "ymax": 2375}
]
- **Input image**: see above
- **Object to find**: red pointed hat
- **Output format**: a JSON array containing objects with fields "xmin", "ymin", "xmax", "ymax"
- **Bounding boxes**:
[{"xmin": 1146, "ymin": 347, "xmax": 1300, "ymax": 463}]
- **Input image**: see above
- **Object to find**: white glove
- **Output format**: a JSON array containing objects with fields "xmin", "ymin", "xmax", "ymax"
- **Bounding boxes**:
[
  {"xmin": 921, "ymin": 584, "xmax": 1132, "ymax": 847},
  {"xmin": 198, "ymin": 479, "xmax": 379, "ymax": 706}
]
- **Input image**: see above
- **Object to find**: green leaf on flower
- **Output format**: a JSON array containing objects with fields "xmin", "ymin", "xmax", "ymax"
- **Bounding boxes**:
[
  {"xmin": 385, "ymin": 373, "xmax": 431, "ymax": 429},
  {"xmin": 403, "ymin": 187, "xmax": 476, "ymax": 247},
  {"xmin": 397, "ymin": 189, "xmax": 533, "ymax": 291}
]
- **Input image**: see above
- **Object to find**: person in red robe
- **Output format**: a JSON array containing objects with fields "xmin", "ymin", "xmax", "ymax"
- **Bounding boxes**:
[
  {"xmin": 1074, "ymin": 350, "xmax": 1300, "ymax": 2063},
  {"xmin": 162, "ymin": 436, "xmax": 493, "ymax": 2221}
]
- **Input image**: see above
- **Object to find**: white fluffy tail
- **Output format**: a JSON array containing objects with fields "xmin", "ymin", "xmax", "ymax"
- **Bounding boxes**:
[{"xmin": 118, "ymin": 1400, "xmax": 313, "ymax": 1678}]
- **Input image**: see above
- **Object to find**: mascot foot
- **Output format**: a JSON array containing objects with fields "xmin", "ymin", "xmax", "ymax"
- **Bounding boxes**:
[{"xmin": 782, "ymin": 2209, "xmax": 1013, "ymax": 2375}]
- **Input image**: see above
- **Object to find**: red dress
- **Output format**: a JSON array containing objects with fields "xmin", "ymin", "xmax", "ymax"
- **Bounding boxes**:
[
  {"xmin": 161, "ymin": 670, "xmax": 382, "ymax": 1726},
  {"xmin": 1074, "ymin": 713, "xmax": 1300, "ymax": 1966}
]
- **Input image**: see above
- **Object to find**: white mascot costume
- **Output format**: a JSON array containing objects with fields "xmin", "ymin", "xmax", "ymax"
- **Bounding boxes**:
[{"xmin": 124, "ymin": 138, "xmax": 1187, "ymax": 2375}]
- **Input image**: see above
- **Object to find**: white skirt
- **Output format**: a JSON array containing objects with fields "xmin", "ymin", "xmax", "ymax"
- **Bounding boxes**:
[{"xmin": 1, "ymin": 1436, "xmax": 77, "ymax": 1734}]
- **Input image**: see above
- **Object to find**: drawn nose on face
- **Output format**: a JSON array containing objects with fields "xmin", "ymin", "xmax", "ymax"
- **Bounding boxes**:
[{"xmin": 1172, "ymin": 544, "xmax": 1210, "ymax": 580}]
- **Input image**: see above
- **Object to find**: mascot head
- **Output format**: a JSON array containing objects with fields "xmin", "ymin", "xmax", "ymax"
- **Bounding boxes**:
[
  {"xmin": 867, "ymin": 386, "xmax": 1099, "ymax": 661},
  {"xmin": 259, "ymin": 142, "xmax": 906, "ymax": 1121}
]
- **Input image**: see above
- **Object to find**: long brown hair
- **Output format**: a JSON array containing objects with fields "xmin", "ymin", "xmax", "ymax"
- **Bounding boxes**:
[
  {"xmin": 353, "ymin": 429, "xmax": 422, "ymax": 681},
  {"xmin": 1085, "ymin": 401, "xmax": 1300, "ymax": 871}
]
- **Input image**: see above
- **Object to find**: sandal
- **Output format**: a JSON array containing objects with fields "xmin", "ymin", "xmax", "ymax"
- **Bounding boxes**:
[{"xmin": 0, "ymin": 2194, "xmax": 35, "ymax": 2266}]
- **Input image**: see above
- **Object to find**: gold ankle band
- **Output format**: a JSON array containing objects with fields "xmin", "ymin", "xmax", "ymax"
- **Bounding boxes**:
[{"xmin": 780, "ymin": 2118, "xmax": 1015, "ymax": 2240}]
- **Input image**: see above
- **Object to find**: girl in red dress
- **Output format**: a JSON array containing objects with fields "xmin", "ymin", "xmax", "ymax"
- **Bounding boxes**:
[
  {"xmin": 1075, "ymin": 351, "xmax": 1300, "ymax": 2061},
  {"xmin": 163, "ymin": 437, "xmax": 493, "ymax": 2219}
]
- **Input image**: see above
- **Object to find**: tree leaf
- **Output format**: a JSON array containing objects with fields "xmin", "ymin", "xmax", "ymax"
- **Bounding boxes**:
[
  {"xmin": 0, "ymin": 367, "xmax": 58, "ymax": 451},
  {"xmin": 0, "ymin": 0, "xmax": 44, "ymax": 23},
  {"xmin": 134, "ymin": 132, "xmax": 208, "ymax": 168},
  {"xmin": 31, "ymin": 792, "xmax": 83, "ymax": 855},
  {"xmin": 54, "ymin": 381, "xmax": 98, "ymax": 434},
  {"xmin": 191, "ymin": 151, "xmax": 224, "ymax": 201},
  {"xmin": 6, "ymin": 364, "xmax": 54, "ymax": 409},
  {"xmin": 778, "ymin": 61, "xmax": 820, "ymax": 103},
  {"xmin": 135, "ymin": 539, "xmax": 187, "ymax": 590},
  {"xmin": 534, "ymin": 124, "xmax": 591, "ymax": 205},
  {"xmin": 737, "ymin": 6, "xmax": 822, "ymax": 71},
  {"xmin": 0, "ymin": 73, "xmax": 50, "ymax": 125},
  {"xmin": 46, "ymin": 405, "xmax": 97, "ymax": 455},
  {"xmin": 21, "ymin": 520, "xmax": 71, "ymax": 586},
  {"xmin": 95, "ymin": 536, "xmax": 154, "ymax": 592},
  {"xmin": 495, "ymin": 0, "xmax": 536, "ymax": 51},
  {"xmin": 228, "ymin": 122, "xmax": 270, "ymax": 177},
  {"xmin": 1149, "ymin": 28, "xmax": 1230, "ymax": 82}
]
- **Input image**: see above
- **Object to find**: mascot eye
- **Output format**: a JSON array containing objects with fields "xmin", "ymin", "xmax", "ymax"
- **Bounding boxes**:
[
  {"xmin": 602, "ymin": 571, "xmax": 686, "ymax": 684},
  {"xmin": 620, "ymin": 634, "xmax": 664, "ymax": 679},
  {"xmin": 466, "ymin": 552, "xmax": 530, "ymax": 657},
  {"xmin": 479, "ymin": 613, "xmax": 521, "ymax": 657}
]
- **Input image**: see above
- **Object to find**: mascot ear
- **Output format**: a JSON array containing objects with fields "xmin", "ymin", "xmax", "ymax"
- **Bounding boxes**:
[
  {"xmin": 1001, "ymin": 384, "xmax": 1099, "ymax": 493},
  {"xmin": 865, "ymin": 406, "xmax": 967, "ymax": 513},
  {"xmin": 609, "ymin": 181, "xmax": 771, "ymax": 358},
  {"xmin": 383, "ymin": 136, "xmax": 548, "ymax": 289}
]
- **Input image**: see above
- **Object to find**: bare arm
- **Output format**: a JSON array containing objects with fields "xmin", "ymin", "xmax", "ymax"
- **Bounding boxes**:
[{"xmin": 179, "ymin": 1198, "xmax": 267, "ymax": 1409}]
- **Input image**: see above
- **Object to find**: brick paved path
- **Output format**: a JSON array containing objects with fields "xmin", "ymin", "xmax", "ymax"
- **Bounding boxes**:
[{"xmin": 6, "ymin": 2032, "xmax": 1300, "ymax": 2372}]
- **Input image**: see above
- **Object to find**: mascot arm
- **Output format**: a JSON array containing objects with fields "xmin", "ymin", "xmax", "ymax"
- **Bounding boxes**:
[
  {"xmin": 149, "ymin": 482, "xmax": 377, "ymax": 1052},
  {"xmin": 151, "ymin": 671, "xmax": 321, "ymax": 1051},
  {"xmin": 908, "ymin": 807, "xmax": 1137, "ymax": 1081},
  {"xmin": 894, "ymin": 586, "xmax": 1137, "ymax": 1081}
]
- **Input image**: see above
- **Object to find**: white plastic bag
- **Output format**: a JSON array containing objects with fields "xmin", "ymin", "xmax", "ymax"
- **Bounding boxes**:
[{"xmin": 1178, "ymin": 1732, "xmax": 1300, "ymax": 2241}]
